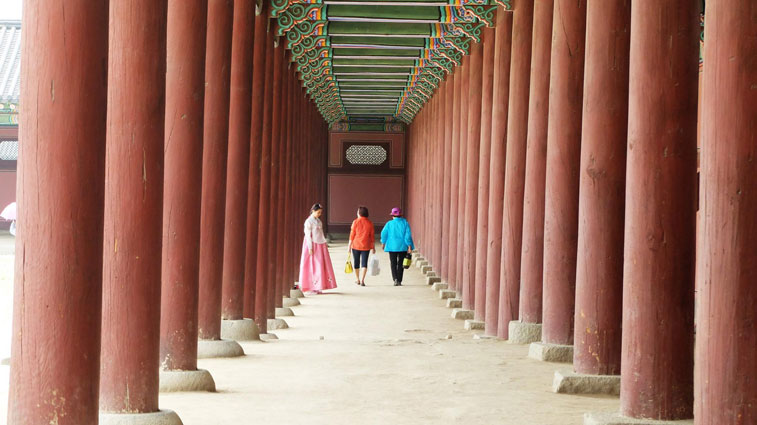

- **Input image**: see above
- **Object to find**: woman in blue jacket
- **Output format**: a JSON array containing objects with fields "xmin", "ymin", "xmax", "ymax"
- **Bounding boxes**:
[{"xmin": 380, "ymin": 207, "xmax": 415, "ymax": 286}]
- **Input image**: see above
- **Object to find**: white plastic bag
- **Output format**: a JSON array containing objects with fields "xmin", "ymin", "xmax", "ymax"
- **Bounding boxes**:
[{"xmin": 368, "ymin": 254, "xmax": 380, "ymax": 276}]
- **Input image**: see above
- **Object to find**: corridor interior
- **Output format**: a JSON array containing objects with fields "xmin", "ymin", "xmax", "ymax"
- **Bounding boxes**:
[{"xmin": 0, "ymin": 237, "xmax": 618, "ymax": 425}]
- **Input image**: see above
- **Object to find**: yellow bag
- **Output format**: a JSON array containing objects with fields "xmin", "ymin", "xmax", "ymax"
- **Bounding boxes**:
[{"xmin": 345, "ymin": 258, "xmax": 353, "ymax": 274}]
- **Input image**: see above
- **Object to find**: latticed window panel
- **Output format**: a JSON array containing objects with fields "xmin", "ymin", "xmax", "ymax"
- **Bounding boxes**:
[
  {"xmin": 345, "ymin": 144, "xmax": 387, "ymax": 166},
  {"xmin": 0, "ymin": 140, "xmax": 18, "ymax": 160}
]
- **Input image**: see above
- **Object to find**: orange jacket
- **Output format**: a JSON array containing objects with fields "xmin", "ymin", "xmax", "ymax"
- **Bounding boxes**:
[{"xmin": 349, "ymin": 217, "xmax": 375, "ymax": 251}]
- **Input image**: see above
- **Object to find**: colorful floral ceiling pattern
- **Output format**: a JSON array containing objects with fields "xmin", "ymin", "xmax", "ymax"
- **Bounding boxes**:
[{"xmin": 270, "ymin": 0, "xmax": 511, "ymax": 125}]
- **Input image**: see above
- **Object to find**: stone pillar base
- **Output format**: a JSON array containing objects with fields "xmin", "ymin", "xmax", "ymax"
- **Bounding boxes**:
[
  {"xmin": 464, "ymin": 320, "xmax": 485, "ymax": 330},
  {"xmin": 553, "ymin": 370, "xmax": 620, "ymax": 395},
  {"xmin": 416, "ymin": 260, "xmax": 428, "ymax": 269},
  {"xmin": 283, "ymin": 297, "xmax": 300, "ymax": 307},
  {"xmin": 584, "ymin": 412, "xmax": 693, "ymax": 425},
  {"xmin": 267, "ymin": 318, "xmax": 289, "ymax": 330},
  {"xmin": 197, "ymin": 339, "xmax": 244, "ymax": 359},
  {"xmin": 446, "ymin": 298, "xmax": 462, "ymax": 309},
  {"xmin": 290, "ymin": 288, "xmax": 304, "ymax": 299},
  {"xmin": 1, "ymin": 357, "xmax": 9, "ymax": 365},
  {"xmin": 275, "ymin": 307, "xmax": 294, "ymax": 317},
  {"xmin": 259, "ymin": 333, "xmax": 278, "ymax": 341},
  {"xmin": 100, "ymin": 410, "xmax": 183, "ymax": 425},
  {"xmin": 159, "ymin": 369, "xmax": 215, "ymax": 392},
  {"xmin": 528, "ymin": 342, "xmax": 574, "ymax": 363},
  {"xmin": 508, "ymin": 320, "xmax": 542, "ymax": 345},
  {"xmin": 439, "ymin": 289, "xmax": 457, "ymax": 300},
  {"xmin": 431, "ymin": 282, "xmax": 448, "ymax": 291},
  {"xmin": 426, "ymin": 276, "xmax": 441, "ymax": 285},
  {"xmin": 421, "ymin": 265, "xmax": 432, "ymax": 274},
  {"xmin": 473, "ymin": 334, "xmax": 498, "ymax": 340},
  {"xmin": 220, "ymin": 318, "xmax": 259, "ymax": 341},
  {"xmin": 451, "ymin": 308, "xmax": 474, "ymax": 320}
]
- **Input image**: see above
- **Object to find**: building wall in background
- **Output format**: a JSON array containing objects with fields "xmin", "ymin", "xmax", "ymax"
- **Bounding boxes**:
[{"xmin": 327, "ymin": 130, "xmax": 405, "ymax": 234}]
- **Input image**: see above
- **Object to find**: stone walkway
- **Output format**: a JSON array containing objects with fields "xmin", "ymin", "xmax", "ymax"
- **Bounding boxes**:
[
  {"xmin": 0, "ymin": 239, "xmax": 621, "ymax": 424},
  {"xmin": 159, "ymin": 241, "xmax": 619, "ymax": 425}
]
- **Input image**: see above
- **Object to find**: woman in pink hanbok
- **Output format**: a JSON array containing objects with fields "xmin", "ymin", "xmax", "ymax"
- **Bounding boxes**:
[{"xmin": 299, "ymin": 203, "xmax": 337, "ymax": 294}]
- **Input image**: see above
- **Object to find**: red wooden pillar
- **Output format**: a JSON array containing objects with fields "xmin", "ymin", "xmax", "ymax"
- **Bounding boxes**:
[
  {"xmin": 8, "ymin": 2, "xmax": 108, "ymax": 423},
  {"xmin": 455, "ymin": 57, "xmax": 470, "ymax": 295},
  {"xmin": 99, "ymin": 0, "xmax": 176, "ymax": 419},
  {"xmin": 281, "ymin": 70, "xmax": 295, "ymax": 299},
  {"xmin": 497, "ymin": 1, "xmax": 533, "ymax": 339},
  {"xmin": 431, "ymin": 94, "xmax": 442, "ymax": 271},
  {"xmin": 619, "ymin": 0, "xmax": 698, "ymax": 419},
  {"xmin": 276, "ymin": 66, "xmax": 294, "ymax": 308},
  {"xmin": 219, "ymin": 0, "xmax": 256, "ymax": 339},
  {"xmin": 243, "ymin": 9, "xmax": 269, "ymax": 320},
  {"xmin": 441, "ymin": 78, "xmax": 454, "ymax": 282},
  {"xmin": 539, "ymin": 0, "xmax": 587, "ymax": 350},
  {"xmin": 417, "ymin": 109, "xmax": 427, "ymax": 256},
  {"xmin": 447, "ymin": 72, "xmax": 460, "ymax": 291},
  {"xmin": 254, "ymin": 30, "xmax": 275, "ymax": 334},
  {"xmin": 198, "ymin": 0, "xmax": 246, "ymax": 355},
  {"xmin": 473, "ymin": 27, "xmax": 496, "ymax": 321},
  {"xmin": 515, "ymin": 0, "xmax": 553, "ymax": 338},
  {"xmin": 428, "ymin": 98, "xmax": 436, "ymax": 264},
  {"xmin": 484, "ymin": 8, "xmax": 513, "ymax": 336},
  {"xmin": 572, "ymin": 0, "xmax": 630, "ymax": 375},
  {"xmin": 159, "ymin": 0, "xmax": 215, "ymax": 391},
  {"xmin": 696, "ymin": 2, "xmax": 757, "ymax": 422},
  {"xmin": 433, "ymin": 87, "xmax": 445, "ymax": 273},
  {"xmin": 266, "ymin": 44, "xmax": 284, "ymax": 323}
]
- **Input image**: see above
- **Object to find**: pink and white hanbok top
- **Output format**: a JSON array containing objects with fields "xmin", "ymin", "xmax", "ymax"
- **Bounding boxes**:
[{"xmin": 304, "ymin": 215, "xmax": 327, "ymax": 251}]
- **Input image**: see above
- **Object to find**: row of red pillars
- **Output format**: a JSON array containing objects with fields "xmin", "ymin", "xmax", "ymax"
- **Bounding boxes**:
[
  {"xmin": 8, "ymin": 1, "xmax": 328, "ymax": 423},
  {"xmin": 407, "ymin": 1, "xmax": 756, "ymax": 423}
]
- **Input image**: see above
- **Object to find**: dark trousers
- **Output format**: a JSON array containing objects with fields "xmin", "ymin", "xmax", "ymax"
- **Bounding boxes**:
[
  {"xmin": 388, "ymin": 252, "xmax": 408, "ymax": 283},
  {"xmin": 352, "ymin": 249, "xmax": 370, "ymax": 269}
]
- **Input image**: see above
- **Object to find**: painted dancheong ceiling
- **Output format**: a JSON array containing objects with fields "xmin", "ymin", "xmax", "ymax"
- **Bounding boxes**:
[{"xmin": 271, "ymin": 1, "xmax": 511, "ymax": 126}]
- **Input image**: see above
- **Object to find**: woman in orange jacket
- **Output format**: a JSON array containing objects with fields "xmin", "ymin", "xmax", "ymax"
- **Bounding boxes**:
[{"xmin": 347, "ymin": 206, "xmax": 375, "ymax": 286}]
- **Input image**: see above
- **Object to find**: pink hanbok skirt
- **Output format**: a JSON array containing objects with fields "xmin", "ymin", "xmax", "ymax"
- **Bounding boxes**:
[{"xmin": 299, "ymin": 241, "xmax": 337, "ymax": 293}]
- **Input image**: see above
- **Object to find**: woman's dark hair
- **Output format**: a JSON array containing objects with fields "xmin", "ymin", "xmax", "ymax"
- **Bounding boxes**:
[
  {"xmin": 311, "ymin": 203, "xmax": 323, "ymax": 213},
  {"xmin": 358, "ymin": 206, "xmax": 369, "ymax": 217}
]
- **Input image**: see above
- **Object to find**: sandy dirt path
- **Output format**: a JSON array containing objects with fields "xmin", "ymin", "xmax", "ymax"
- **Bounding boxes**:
[
  {"xmin": 0, "ymin": 238, "xmax": 620, "ymax": 424},
  {"xmin": 158, "ymin": 240, "xmax": 619, "ymax": 425}
]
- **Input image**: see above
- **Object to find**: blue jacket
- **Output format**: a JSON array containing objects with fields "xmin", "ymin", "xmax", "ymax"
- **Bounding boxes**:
[{"xmin": 380, "ymin": 217, "xmax": 415, "ymax": 252}]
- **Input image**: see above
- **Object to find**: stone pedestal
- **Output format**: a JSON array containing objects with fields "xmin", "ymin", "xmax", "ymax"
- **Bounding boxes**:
[
  {"xmin": 100, "ymin": 410, "xmax": 183, "ymax": 425},
  {"xmin": 451, "ymin": 309, "xmax": 474, "ymax": 320},
  {"xmin": 464, "ymin": 320, "xmax": 485, "ymax": 331},
  {"xmin": 159, "ymin": 369, "xmax": 216, "ymax": 392},
  {"xmin": 440, "ymin": 290, "xmax": 457, "ymax": 300},
  {"xmin": 427, "ymin": 276, "xmax": 441, "ymax": 285},
  {"xmin": 221, "ymin": 318, "xmax": 259, "ymax": 341},
  {"xmin": 267, "ymin": 318, "xmax": 289, "ymax": 330},
  {"xmin": 584, "ymin": 413, "xmax": 693, "ymax": 425},
  {"xmin": 290, "ymin": 288, "xmax": 304, "ymax": 299},
  {"xmin": 446, "ymin": 298, "xmax": 462, "ymax": 309},
  {"xmin": 275, "ymin": 307, "xmax": 294, "ymax": 317},
  {"xmin": 508, "ymin": 320, "xmax": 542, "ymax": 345},
  {"xmin": 553, "ymin": 370, "xmax": 620, "ymax": 395},
  {"xmin": 432, "ymin": 282, "xmax": 449, "ymax": 291},
  {"xmin": 473, "ymin": 334, "xmax": 498, "ymax": 340},
  {"xmin": 197, "ymin": 339, "xmax": 244, "ymax": 359},
  {"xmin": 421, "ymin": 265, "xmax": 433, "ymax": 274},
  {"xmin": 283, "ymin": 297, "xmax": 300, "ymax": 307},
  {"xmin": 259, "ymin": 333, "xmax": 278, "ymax": 341},
  {"xmin": 528, "ymin": 342, "xmax": 573, "ymax": 363}
]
